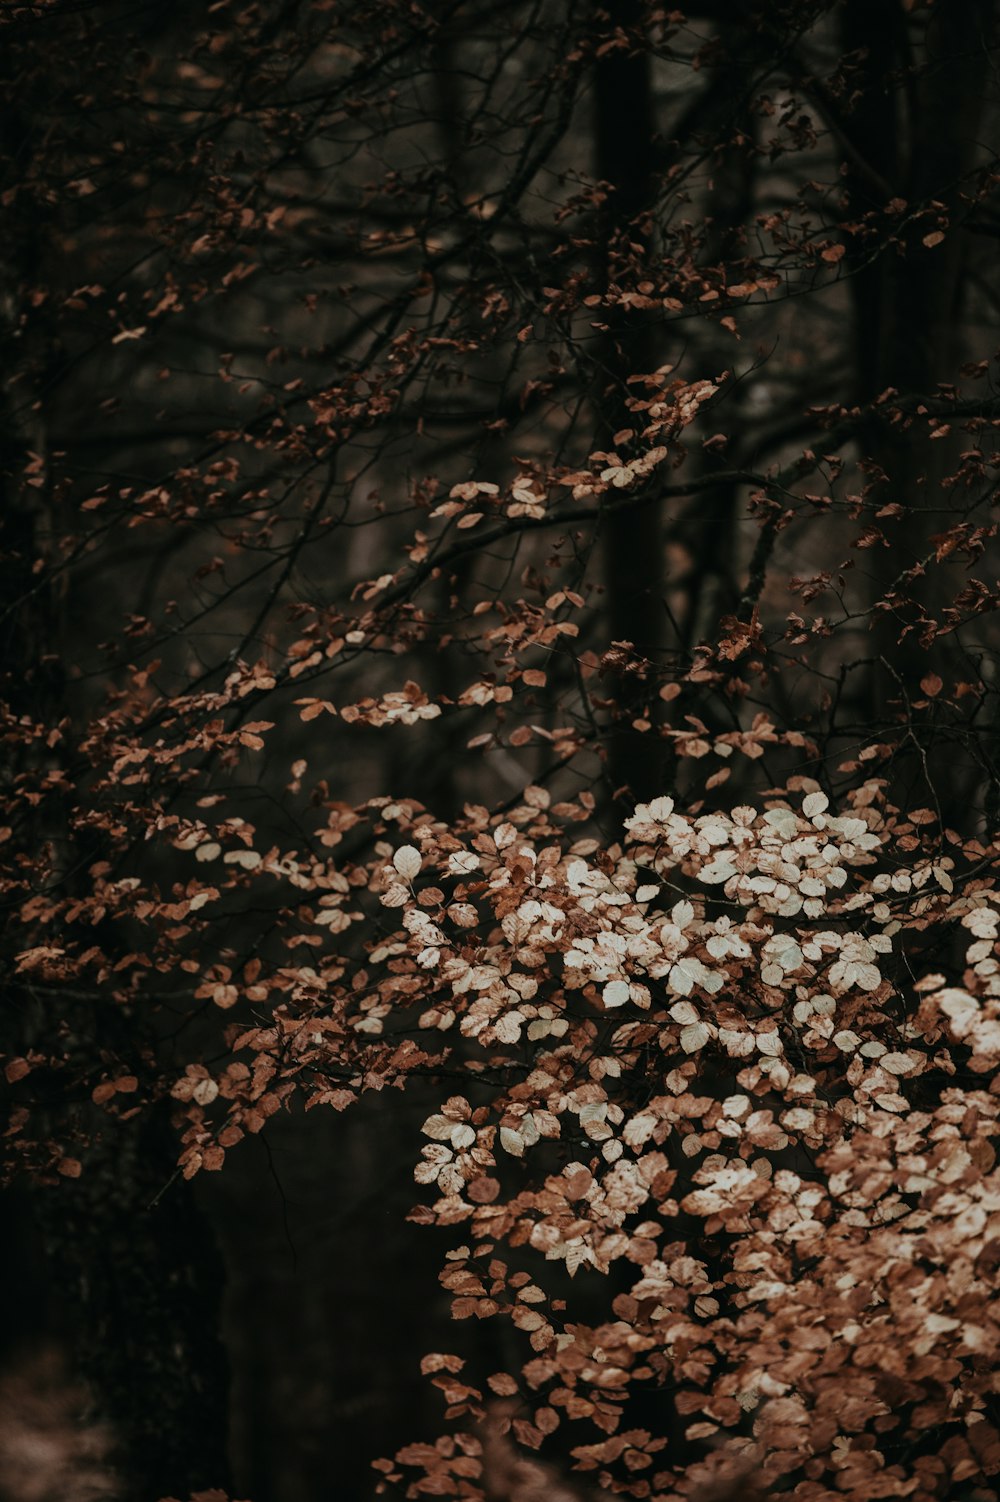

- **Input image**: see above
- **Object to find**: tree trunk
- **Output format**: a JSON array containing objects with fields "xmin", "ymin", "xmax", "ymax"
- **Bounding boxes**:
[
  {"xmin": 841, "ymin": 0, "xmax": 995, "ymax": 810},
  {"xmin": 593, "ymin": 0, "xmax": 664, "ymax": 803}
]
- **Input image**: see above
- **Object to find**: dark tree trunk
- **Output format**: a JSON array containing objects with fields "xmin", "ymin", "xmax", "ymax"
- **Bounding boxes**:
[
  {"xmin": 840, "ymin": 0, "xmax": 995, "ymax": 809},
  {"xmin": 593, "ymin": 0, "xmax": 664, "ymax": 803}
]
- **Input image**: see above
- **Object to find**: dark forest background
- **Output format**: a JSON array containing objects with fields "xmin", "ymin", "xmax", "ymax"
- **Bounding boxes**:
[{"xmin": 2, "ymin": 2, "xmax": 1000, "ymax": 1500}]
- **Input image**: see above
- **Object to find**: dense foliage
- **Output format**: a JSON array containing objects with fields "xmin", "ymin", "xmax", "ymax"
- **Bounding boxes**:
[{"xmin": 2, "ymin": 1, "xmax": 1000, "ymax": 1498}]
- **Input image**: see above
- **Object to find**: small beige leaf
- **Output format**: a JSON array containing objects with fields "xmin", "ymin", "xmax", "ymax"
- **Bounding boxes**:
[{"xmin": 393, "ymin": 845, "xmax": 422, "ymax": 880}]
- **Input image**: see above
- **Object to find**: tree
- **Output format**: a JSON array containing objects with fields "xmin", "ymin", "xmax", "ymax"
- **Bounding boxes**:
[{"xmin": 2, "ymin": 1, "xmax": 1000, "ymax": 1499}]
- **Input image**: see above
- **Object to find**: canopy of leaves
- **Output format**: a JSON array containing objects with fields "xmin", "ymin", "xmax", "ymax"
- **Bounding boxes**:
[{"xmin": 2, "ymin": 1, "xmax": 1000, "ymax": 1499}]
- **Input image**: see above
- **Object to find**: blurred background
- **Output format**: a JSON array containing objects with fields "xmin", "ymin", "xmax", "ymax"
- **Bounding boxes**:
[{"xmin": 2, "ymin": 1, "xmax": 999, "ymax": 1498}]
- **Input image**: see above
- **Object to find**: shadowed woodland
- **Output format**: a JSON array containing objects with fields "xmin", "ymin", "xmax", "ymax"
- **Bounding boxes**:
[{"xmin": 2, "ymin": 2, "xmax": 1000, "ymax": 1500}]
